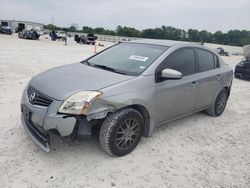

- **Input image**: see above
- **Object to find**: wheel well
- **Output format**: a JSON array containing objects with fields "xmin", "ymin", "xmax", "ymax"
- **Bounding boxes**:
[
  {"xmin": 224, "ymin": 86, "xmax": 230, "ymax": 96},
  {"xmin": 126, "ymin": 105, "xmax": 149, "ymax": 121},
  {"xmin": 126, "ymin": 104, "xmax": 150, "ymax": 137},
  {"xmin": 92, "ymin": 105, "xmax": 151, "ymax": 137}
]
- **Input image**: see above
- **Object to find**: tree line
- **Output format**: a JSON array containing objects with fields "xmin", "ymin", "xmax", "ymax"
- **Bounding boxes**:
[{"xmin": 44, "ymin": 24, "xmax": 250, "ymax": 47}]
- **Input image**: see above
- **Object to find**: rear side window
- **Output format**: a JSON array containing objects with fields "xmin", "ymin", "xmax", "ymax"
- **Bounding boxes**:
[
  {"xmin": 197, "ymin": 49, "xmax": 215, "ymax": 72},
  {"xmin": 163, "ymin": 48, "xmax": 196, "ymax": 76},
  {"xmin": 213, "ymin": 55, "xmax": 220, "ymax": 68}
]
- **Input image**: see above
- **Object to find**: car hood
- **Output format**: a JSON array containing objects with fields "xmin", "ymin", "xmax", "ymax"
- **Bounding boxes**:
[
  {"xmin": 30, "ymin": 63, "xmax": 134, "ymax": 100},
  {"xmin": 243, "ymin": 45, "xmax": 250, "ymax": 60}
]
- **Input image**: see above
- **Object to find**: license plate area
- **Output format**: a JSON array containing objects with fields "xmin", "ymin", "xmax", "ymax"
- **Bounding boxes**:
[
  {"xmin": 22, "ymin": 106, "xmax": 32, "ymax": 122},
  {"xmin": 21, "ymin": 103, "xmax": 47, "ymax": 128},
  {"xmin": 21, "ymin": 104, "xmax": 48, "ymax": 138}
]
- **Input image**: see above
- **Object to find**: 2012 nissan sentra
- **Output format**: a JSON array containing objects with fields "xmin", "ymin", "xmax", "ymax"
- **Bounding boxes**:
[{"xmin": 21, "ymin": 39, "xmax": 233, "ymax": 156}]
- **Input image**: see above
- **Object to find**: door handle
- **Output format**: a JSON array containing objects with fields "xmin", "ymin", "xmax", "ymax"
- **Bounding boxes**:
[{"xmin": 189, "ymin": 81, "xmax": 197, "ymax": 88}]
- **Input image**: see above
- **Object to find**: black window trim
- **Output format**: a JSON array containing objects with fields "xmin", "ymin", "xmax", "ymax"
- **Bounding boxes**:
[
  {"xmin": 213, "ymin": 54, "xmax": 221, "ymax": 68},
  {"xmin": 155, "ymin": 47, "xmax": 197, "ymax": 83}
]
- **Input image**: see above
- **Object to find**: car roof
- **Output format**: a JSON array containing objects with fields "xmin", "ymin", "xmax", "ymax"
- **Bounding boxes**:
[
  {"xmin": 126, "ymin": 38, "xmax": 202, "ymax": 47},
  {"xmin": 125, "ymin": 39, "xmax": 218, "ymax": 54}
]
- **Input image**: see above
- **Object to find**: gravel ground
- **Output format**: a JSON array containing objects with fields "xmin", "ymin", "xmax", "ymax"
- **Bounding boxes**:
[{"xmin": 0, "ymin": 34, "xmax": 250, "ymax": 188}]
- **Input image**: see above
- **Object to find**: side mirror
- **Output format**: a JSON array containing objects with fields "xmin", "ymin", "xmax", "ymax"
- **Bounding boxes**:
[{"xmin": 161, "ymin": 68, "xmax": 182, "ymax": 79}]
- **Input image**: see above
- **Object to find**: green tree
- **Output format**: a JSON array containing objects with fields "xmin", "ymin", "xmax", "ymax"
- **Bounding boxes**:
[
  {"xmin": 116, "ymin": 25, "xmax": 141, "ymax": 37},
  {"xmin": 141, "ymin": 29, "xmax": 155, "ymax": 38},
  {"xmin": 44, "ymin": 24, "xmax": 59, "ymax": 31},
  {"xmin": 199, "ymin": 30, "xmax": 213, "ymax": 43},
  {"xmin": 188, "ymin": 29, "xmax": 200, "ymax": 42},
  {"xmin": 82, "ymin": 26, "xmax": 93, "ymax": 34},
  {"xmin": 94, "ymin": 27, "xmax": 106, "ymax": 34},
  {"xmin": 45, "ymin": 23, "xmax": 250, "ymax": 47}
]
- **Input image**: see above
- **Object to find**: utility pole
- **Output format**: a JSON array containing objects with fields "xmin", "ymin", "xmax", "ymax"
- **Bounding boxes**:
[{"xmin": 52, "ymin": 17, "xmax": 54, "ymax": 26}]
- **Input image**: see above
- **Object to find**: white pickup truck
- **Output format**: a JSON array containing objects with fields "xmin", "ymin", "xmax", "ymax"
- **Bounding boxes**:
[{"xmin": 55, "ymin": 30, "xmax": 66, "ymax": 39}]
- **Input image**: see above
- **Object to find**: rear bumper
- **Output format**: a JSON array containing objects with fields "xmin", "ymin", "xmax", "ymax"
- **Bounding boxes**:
[
  {"xmin": 86, "ymin": 40, "xmax": 95, "ymax": 44},
  {"xmin": 21, "ymin": 112, "xmax": 50, "ymax": 152}
]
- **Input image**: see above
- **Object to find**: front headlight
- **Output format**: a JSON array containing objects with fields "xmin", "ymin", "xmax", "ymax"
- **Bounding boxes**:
[{"xmin": 58, "ymin": 91, "xmax": 102, "ymax": 115}]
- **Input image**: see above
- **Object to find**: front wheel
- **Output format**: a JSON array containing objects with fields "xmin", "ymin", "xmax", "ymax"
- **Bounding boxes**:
[
  {"xmin": 99, "ymin": 108, "xmax": 143, "ymax": 156},
  {"xmin": 206, "ymin": 88, "xmax": 228, "ymax": 116}
]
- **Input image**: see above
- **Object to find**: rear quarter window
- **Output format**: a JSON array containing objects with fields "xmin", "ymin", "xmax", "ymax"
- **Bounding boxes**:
[
  {"xmin": 197, "ymin": 49, "xmax": 215, "ymax": 72},
  {"xmin": 213, "ymin": 54, "xmax": 220, "ymax": 68}
]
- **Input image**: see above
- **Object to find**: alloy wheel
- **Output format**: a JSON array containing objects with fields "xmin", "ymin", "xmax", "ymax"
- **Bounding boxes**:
[{"xmin": 115, "ymin": 118, "xmax": 140, "ymax": 150}]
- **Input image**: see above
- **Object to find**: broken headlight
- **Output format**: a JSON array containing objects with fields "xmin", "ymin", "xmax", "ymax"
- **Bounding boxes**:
[{"xmin": 58, "ymin": 91, "xmax": 102, "ymax": 115}]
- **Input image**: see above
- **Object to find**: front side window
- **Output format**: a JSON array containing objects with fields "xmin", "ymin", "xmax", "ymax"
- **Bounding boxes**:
[
  {"xmin": 160, "ymin": 48, "xmax": 196, "ymax": 76},
  {"xmin": 86, "ymin": 43, "xmax": 168, "ymax": 76},
  {"xmin": 197, "ymin": 49, "xmax": 215, "ymax": 72}
]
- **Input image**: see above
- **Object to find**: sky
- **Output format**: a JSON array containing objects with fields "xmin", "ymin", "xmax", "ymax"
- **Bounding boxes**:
[{"xmin": 1, "ymin": 0, "xmax": 250, "ymax": 33}]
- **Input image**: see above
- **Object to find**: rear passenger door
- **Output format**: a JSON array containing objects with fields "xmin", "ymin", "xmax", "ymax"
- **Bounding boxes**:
[{"xmin": 194, "ymin": 48, "xmax": 221, "ymax": 110}]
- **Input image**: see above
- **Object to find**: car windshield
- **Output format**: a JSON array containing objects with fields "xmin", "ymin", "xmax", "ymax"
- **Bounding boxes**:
[{"xmin": 84, "ymin": 43, "xmax": 168, "ymax": 76}]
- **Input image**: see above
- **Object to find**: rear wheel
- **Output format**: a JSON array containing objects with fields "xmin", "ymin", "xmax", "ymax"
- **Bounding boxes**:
[
  {"xmin": 99, "ymin": 108, "xmax": 143, "ymax": 156},
  {"xmin": 206, "ymin": 89, "xmax": 228, "ymax": 116}
]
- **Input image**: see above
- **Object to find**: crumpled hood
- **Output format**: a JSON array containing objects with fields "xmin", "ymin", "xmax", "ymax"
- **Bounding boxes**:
[
  {"xmin": 243, "ymin": 45, "xmax": 250, "ymax": 60},
  {"xmin": 30, "ymin": 63, "xmax": 134, "ymax": 100}
]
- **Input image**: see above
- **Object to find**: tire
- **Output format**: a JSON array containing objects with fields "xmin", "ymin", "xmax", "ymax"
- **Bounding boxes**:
[
  {"xmin": 99, "ymin": 108, "xmax": 143, "ymax": 156},
  {"xmin": 206, "ymin": 88, "xmax": 228, "ymax": 116}
]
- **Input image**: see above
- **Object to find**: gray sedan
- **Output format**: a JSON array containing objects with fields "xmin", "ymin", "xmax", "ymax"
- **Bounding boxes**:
[{"xmin": 21, "ymin": 39, "xmax": 233, "ymax": 156}]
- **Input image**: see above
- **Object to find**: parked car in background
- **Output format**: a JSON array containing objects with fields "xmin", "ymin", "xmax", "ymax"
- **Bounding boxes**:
[
  {"xmin": 75, "ymin": 33, "xmax": 96, "ymax": 45},
  {"xmin": 36, "ymin": 30, "xmax": 44, "ymax": 36},
  {"xmin": 235, "ymin": 45, "xmax": 250, "ymax": 80},
  {"xmin": 216, "ymin": 47, "xmax": 229, "ymax": 56},
  {"xmin": 224, "ymin": 51, "xmax": 229, "ymax": 56},
  {"xmin": 21, "ymin": 39, "xmax": 233, "ymax": 156},
  {"xmin": 83, "ymin": 33, "xmax": 96, "ymax": 45},
  {"xmin": 74, "ymin": 34, "xmax": 81, "ymax": 43},
  {"xmin": 15, "ymin": 26, "xmax": 23, "ymax": 33},
  {"xmin": 0, "ymin": 26, "xmax": 12, "ymax": 35},
  {"xmin": 18, "ymin": 29, "xmax": 40, "ymax": 40},
  {"xmin": 49, "ymin": 30, "xmax": 57, "ymax": 41},
  {"xmin": 55, "ymin": 30, "xmax": 66, "ymax": 39}
]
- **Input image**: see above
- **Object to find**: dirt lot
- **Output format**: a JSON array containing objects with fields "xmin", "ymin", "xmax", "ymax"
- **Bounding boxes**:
[{"xmin": 0, "ymin": 34, "xmax": 250, "ymax": 188}]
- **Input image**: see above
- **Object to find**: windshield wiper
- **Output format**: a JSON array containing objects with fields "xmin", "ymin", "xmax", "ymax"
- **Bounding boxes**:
[
  {"xmin": 82, "ymin": 61, "xmax": 128, "ymax": 75},
  {"xmin": 92, "ymin": 64, "xmax": 127, "ymax": 75}
]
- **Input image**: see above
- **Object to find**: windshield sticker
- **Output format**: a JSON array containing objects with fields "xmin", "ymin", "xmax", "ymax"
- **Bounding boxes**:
[
  {"xmin": 139, "ymin": 66, "xmax": 146, "ymax": 69},
  {"xmin": 129, "ymin": 55, "xmax": 149, "ymax": 62}
]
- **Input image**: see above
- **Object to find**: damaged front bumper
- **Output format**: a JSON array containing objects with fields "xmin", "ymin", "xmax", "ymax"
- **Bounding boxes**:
[
  {"xmin": 20, "ymin": 86, "xmax": 93, "ymax": 152},
  {"xmin": 21, "ymin": 106, "xmax": 50, "ymax": 152}
]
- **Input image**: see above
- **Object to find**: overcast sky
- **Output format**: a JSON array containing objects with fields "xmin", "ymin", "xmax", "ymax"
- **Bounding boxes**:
[{"xmin": 1, "ymin": 0, "xmax": 250, "ymax": 32}]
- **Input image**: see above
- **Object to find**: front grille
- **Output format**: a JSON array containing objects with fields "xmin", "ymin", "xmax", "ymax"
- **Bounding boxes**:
[
  {"xmin": 27, "ymin": 86, "xmax": 53, "ymax": 107},
  {"xmin": 21, "ymin": 104, "xmax": 50, "ymax": 152}
]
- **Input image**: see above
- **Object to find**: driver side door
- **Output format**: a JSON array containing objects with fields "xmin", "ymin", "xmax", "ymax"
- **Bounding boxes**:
[{"xmin": 155, "ymin": 47, "xmax": 199, "ymax": 124}]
